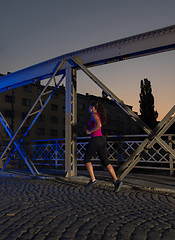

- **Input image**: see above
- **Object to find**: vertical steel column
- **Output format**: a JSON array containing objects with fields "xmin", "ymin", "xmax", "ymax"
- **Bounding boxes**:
[
  {"xmin": 168, "ymin": 135, "xmax": 174, "ymax": 176},
  {"xmin": 65, "ymin": 66, "xmax": 77, "ymax": 177},
  {"xmin": 72, "ymin": 56, "xmax": 175, "ymax": 180}
]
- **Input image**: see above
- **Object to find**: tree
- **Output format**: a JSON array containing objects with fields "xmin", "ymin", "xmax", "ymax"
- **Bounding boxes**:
[
  {"xmin": 102, "ymin": 90, "xmax": 108, "ymax": 99},
  {"xmin": 139, "ymin": 78, "xmax": 158, "ymax": 129}
]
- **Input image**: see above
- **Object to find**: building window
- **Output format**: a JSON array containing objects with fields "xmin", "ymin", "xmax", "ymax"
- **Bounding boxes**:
[
  {"xmin": 4, "ymin": 109, "xmax": 14, "ymax": 118},
  {"xmin": 37, "ymin": 114, "xmax": 45, "ymax": 122},
  {"xmin": 78, "ymin": 115, "xmax": 85, "ymax": 122},
  {"xmin": 22, "ymin": 98, "xmax": 31, "ymax": 106},
  {"xmin": 50, "ymin": 129, "xmax": 58, "ymax": 137},
  {"xmin": 22, "ymin": 112, "xmax": 27, "ymax": 120},
  {"xmin": 23, "ymin": 85, "xmax": 32, "ymax": 93},
  {"xmin": 51, "ymin": 104, "xmax": 58, "ymax": 111},
  {"xmin": 36, "ymin": 102, "xmax": 40, "ymax": 108},
  {"xmin": 5, "ymin": 95, "xmax": 15, "ymax": 103},
  {"xmin": 36, "ymin": 128, "xmax": 45, "ymax": 136},
  {"xmin": 52, "ymin": 92, "xmax": 59, "ymax": 98},
  {"xmin": 62, "ymin": 130, "xmax": 65, "ymax": 137},
  {"xmin": 79, "ymin": 103, "xmax": 85, "ymax": 111},
  {"xmin": 50, "ymin": 116, "xmax": 58, "ymax": 123},
  {"xmin": 38, "ymin": 88, "xmax": 43, "ymax": 95},
  {"xmin": 21, "ymin": 127, "xmax": 30, "ymax": 136}
]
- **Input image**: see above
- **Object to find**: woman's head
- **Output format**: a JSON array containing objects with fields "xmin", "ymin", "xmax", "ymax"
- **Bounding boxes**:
[{"xmin": 89, "ymin": 102, "xmax": 106, "ymax": 125}]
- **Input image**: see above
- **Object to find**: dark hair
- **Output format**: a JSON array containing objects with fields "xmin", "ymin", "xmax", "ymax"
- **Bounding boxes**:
[{"xmin": 90, "ymin": 102, "xmax": 106, "ymax": 125}]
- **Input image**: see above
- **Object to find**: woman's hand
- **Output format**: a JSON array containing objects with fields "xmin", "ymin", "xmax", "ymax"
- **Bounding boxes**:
[
  {"xmin": 84, "ymin": 125, "xmax": 91, "ymax": 135},
  {"xmin": 86, "ymin": 130, "xmax": 91, "ymax": 135}
]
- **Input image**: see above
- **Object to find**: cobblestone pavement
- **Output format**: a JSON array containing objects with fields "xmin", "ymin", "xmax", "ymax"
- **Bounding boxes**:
[{"xmin": 0, "ymin": 176, "xmax": 175, "ymax": 240}]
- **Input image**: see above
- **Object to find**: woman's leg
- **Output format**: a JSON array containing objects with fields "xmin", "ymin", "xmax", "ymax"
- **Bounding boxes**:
[
  {"xmin": 86, "ymin": 162, "xmax": 96, "ymax": 182},
  {"xmin": 84, "ymin": 138, "xmax": 97, "ymax": 182},
  {"xmin": 97, "ymin": 137, "xmax": 118, "ymax": 182},
  {"xmin": 106, "ymin": 164, "xmax": 118, "ymax": 182},
  {"xmin": 106, "ymin": 164, "xmax": 123, "ymax": 192}
]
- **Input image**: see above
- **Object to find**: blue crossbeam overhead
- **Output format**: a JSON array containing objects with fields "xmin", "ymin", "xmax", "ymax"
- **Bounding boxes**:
[
  {"xmin": 0, "ymin": 25, "xmax": 175, "ymax": 93},
  {"xmin": 0, "ymin": 25, "xmax": 175, "ymax": 178}
]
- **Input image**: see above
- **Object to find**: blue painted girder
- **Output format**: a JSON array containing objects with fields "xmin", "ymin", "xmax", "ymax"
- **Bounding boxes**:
[{"xmin": 0, "ymin": 25, "xmax": 175, "ymax": 93}]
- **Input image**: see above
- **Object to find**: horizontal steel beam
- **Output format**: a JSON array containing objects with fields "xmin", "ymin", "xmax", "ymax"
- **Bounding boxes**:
[{"xmin": 0, "ymin": 25, "xmax": 175, "ymax": 92}]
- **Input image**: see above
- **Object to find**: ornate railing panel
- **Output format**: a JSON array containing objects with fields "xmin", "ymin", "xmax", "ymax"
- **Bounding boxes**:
[
  {"xmin": 1, "ymin": 134, "xmax": 174, "ymax": 174},
  {"xmin": 30, "ymin": 135, "xmax": 175, "ymax": 174}
]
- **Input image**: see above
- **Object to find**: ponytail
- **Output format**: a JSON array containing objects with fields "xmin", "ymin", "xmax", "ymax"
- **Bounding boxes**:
[{"xmin": 90, "ymin": 102, "xmax": 106, "ymax": 125}]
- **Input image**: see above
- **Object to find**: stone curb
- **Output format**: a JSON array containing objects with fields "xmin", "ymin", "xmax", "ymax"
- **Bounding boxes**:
[
  {"xmin": 1, "ymin": 171, "xmax": 175, "ymax": 195},
  {"xmin": 56, "ymin": 175, "xmax": 175, "ymax": 195}
]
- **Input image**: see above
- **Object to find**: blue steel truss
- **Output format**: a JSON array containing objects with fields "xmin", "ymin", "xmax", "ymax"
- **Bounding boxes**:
[
  {"xmin": 0, "ymin": 24, "xmax": 175, "ymax": 178},
  {"xmin": 71, "ymin": 57, "xmax": 175, "ymax": 180},
  {"xmin": 0, "ymin": 25, "xmax": 175, "ymax": 93},
  {"xmin": 0, "ymin": 112, "xmax": 39, "ymax": 175},
  {"xmin": 0, "ymin": 65, "xmax": 66, "ymax": 174}
]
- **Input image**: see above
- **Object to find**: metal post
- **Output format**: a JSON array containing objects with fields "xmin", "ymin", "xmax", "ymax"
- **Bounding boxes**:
[
  {"xmin": 55, "ymin": 139, "xmax": 58, "ymax": 169},
  {"xmin": 118, "ymin": 106, "xmax": 175, "ymax": 174},
  {"xmin": 65, "ymin": 66, "xmax": 77, "ymax": 177},
  {"xmin": 72, "ymin": 56, "xmax": 175, "ymax": 180},
  {"xmin": 72, "ymin": 56, "xmax": 151, "ymax": 134},
  {"xmin": 168, "ymin": 135, "xmax": 174, "ymax": 176}
]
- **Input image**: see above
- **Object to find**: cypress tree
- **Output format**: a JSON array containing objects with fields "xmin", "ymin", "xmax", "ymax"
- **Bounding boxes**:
[{"xmin": 139, "ymin": 78, "xmax": 158, "ymax": 129}]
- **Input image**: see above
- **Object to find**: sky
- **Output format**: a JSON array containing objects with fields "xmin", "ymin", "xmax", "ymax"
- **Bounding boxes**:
[{"xmin": 0, "ymin": 0, "xmax": 175, "ymax": 120}]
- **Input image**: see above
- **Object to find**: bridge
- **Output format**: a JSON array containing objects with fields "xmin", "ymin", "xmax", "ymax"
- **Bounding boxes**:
[{"xmin": 0, "ymin": 25, "xmax": 175, "ymax": 179}]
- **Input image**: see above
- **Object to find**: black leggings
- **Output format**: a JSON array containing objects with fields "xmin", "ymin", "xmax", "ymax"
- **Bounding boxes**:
[{"xmin": 84, "ymin": 136, "xmax": 109, "ymax": 168}]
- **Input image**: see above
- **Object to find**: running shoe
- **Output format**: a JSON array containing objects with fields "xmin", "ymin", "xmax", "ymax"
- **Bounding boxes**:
[
  {"xmin": 114, "ymin": 180, "xmax": 123, "ymax": 193},
  {"xmin": 85, "ymin": 180, "xmax": 97, "ymax": 188}
]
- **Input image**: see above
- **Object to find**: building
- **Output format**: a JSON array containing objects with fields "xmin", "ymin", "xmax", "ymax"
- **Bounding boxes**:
[
  {"xmin": 77, "ymin": 93, "xmax": 140, "ymax": 136},
  {"xmin": 0, "ymin": 82, "xmax": 140, "ymax": 145}
]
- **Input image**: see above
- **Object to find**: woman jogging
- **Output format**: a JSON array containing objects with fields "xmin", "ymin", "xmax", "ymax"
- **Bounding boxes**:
[{"xmin": 84, "ymin": 102, "xmax": 123, "ymax": 192}]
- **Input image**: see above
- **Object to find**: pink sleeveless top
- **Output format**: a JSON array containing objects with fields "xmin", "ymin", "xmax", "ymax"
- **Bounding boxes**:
[{"xmin": 88, "ymin": 113, "xmax": 103, "ymax": 137}]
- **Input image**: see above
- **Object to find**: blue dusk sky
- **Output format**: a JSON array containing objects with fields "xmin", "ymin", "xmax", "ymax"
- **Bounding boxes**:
[{"xmin": 0, "ymin": 0, "xmax": 175, "ymax": 120}]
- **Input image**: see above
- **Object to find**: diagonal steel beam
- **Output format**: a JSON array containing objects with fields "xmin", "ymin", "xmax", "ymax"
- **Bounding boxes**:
[
  {"xmin": 118, "ymin": 105, "xmax": 175, "ymax": 174},
  {"xmin": 72, "ymin": 56, "xmax": 152, "ymax": 134},
  {"xmin": 1, "ymin": 74, "xmax": 65, "ymax": 171},
  {"xmin": 22, "ymin": 74, "xmax": 65, "ymax": 140},
  {"xmin": 0, "ymin": 60, "xmax": 67, "ymax": 163},
  {"xmin": 0, "ymin": 112, "xmax": 39, "ymax": 175},
  {"xmin": 118, "ymin": 108, "xmax": 175, "ymax": 180},
  {"xmin": 72, "ymin": 56, "xmax": 175, "ymax": 180},
  {"xmin": 72, "ymin": 55, "xmax": 175, "ymax": 154}
]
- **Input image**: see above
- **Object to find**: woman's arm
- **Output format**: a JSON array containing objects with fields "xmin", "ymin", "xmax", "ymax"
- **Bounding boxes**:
[{"xmin": 86, "ymin": 114, "xmax": 102, "ymax": 135}]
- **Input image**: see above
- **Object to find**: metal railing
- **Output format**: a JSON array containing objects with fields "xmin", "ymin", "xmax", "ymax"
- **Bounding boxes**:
[
  {"xmin": 31, "ymin": 134, "xmax": 175, "ymax": 175},
  {"xmin": 1, "ymin": 134, "xmax": 174, "ymax": 175}
]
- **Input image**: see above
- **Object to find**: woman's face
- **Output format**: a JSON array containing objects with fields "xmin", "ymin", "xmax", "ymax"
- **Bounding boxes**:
[{"xmin": 89, "ymin": 105, "xmax": 95, "ymax": 113}]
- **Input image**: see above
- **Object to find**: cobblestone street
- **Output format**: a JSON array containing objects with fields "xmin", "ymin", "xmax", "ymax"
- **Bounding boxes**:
[{"xmin": 0, "ymin": 176, "xmax": 175, "ymax": 240}]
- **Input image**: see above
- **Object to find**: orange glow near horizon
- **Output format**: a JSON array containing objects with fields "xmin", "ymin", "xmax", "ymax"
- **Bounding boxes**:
[{"xmin": 77, "ymin": 51, "xmax": 174, "ymax": 122}]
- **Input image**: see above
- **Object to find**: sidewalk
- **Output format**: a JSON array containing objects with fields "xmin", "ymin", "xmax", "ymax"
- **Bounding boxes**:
[{"xmin": 0, "ymin": 168, "xmax": 175, "ymax": 195}]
